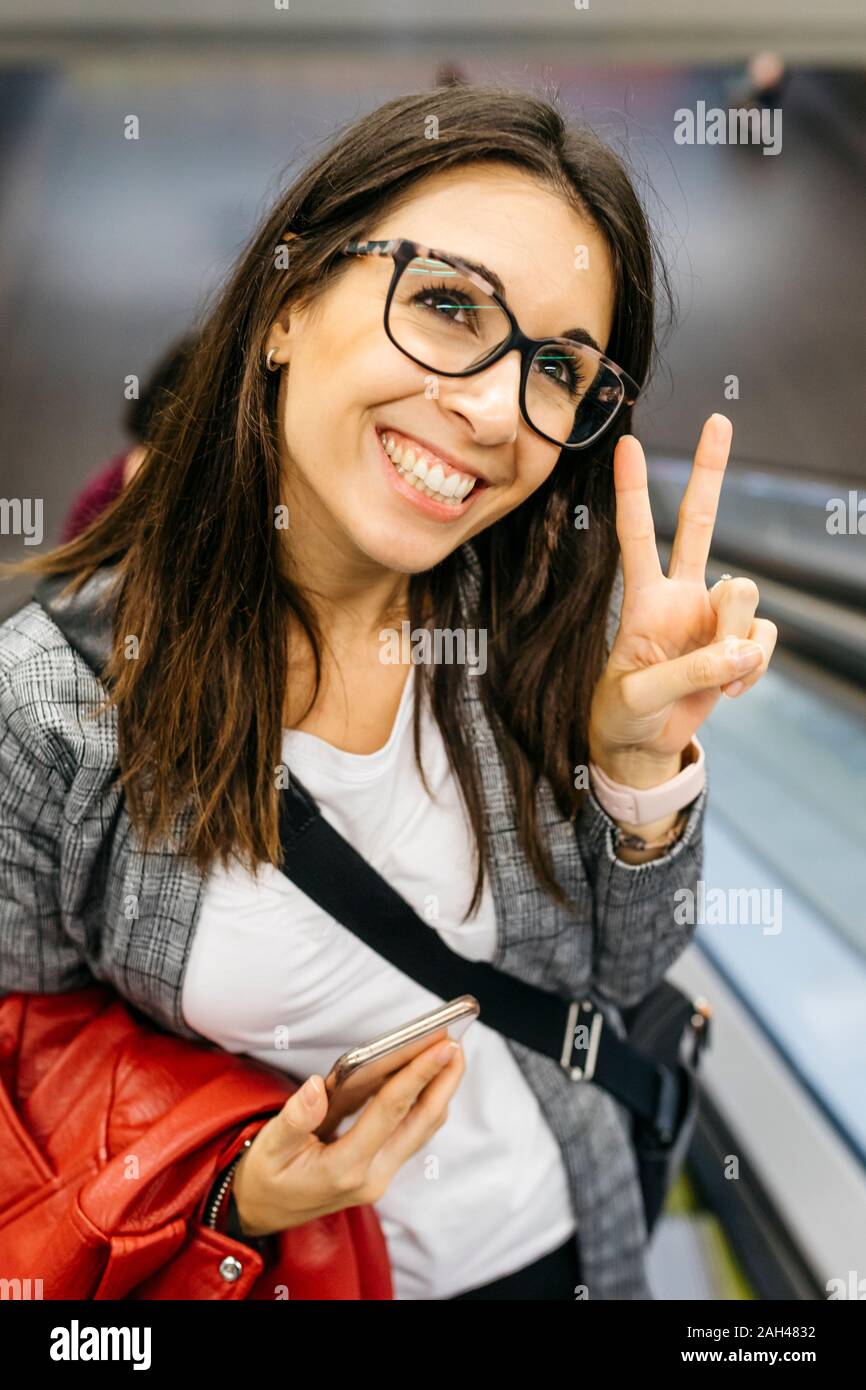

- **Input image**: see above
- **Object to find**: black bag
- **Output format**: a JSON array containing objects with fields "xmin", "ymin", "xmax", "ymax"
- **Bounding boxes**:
[{"xmin": 277, "ymin": 774, "xmax": 711, "ymax": 1237}]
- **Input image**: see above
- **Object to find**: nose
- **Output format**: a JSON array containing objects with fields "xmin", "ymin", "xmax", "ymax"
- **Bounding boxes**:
[{"xmin": 438, "ymin": 350, "xmax": 522, "ymax": 447}]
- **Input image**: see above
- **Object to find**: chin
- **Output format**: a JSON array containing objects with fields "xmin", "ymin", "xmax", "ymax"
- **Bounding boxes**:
[{"xmin": 356, "ymin": 533, "xmax": 452, "ymax": 576}]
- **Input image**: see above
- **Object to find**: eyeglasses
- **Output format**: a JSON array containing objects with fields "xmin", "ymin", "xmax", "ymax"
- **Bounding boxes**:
[{"xmin": 339, "ymin": 238, "xmax": 640, "ymax": 451}]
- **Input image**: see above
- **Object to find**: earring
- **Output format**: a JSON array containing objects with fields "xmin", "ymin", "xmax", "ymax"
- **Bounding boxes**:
[{"xmin": 266, "ymin": 348, "xmax": 280, "ymax": 372}]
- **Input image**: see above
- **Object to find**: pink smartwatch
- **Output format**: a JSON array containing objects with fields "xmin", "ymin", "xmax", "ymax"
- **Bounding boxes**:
[{"xmin": 589, "ymin": 736, "xmax": 706, "ymax": 828}]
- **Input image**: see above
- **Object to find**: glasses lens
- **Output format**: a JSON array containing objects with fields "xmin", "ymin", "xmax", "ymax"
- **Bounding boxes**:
[
  {"xmin": 388, "ymin": 255, "xmax": 511, "ymax": 374},
  {"xmin": 526, "ymin": 344, "xmax": 625, "ymax": 447}
]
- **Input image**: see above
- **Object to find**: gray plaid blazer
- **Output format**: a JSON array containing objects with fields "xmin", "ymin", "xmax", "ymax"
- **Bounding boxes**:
[{"xmin": 0, "ymin": 545, "xmax": 707, "ymax": 1299}]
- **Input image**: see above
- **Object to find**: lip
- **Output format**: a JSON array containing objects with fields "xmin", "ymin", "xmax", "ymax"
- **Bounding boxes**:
[
  {"xmin": 373, "ymin": 426, "xmax": 488, "ymax": 521},
  {"xmin": 378, "ymin": 426, "xmax": 488, "ymax": 482}
]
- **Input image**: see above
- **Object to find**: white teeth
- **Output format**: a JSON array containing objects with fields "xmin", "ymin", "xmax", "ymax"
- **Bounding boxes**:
[{"xmin": 379, "ymin": 430, "xmax": 477, "ymax": 506}]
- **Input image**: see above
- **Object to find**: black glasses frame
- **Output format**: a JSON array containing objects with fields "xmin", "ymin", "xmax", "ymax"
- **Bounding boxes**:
[{"xmin": 339, "ymin": 237, "xmax": 640, "ymax": 451}]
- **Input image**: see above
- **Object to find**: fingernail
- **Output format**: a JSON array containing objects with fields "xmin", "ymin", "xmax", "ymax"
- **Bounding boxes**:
[
  {"xmin": 301, "ymin": 1076, "xmax": 321, "ymax": 1107},
  {"xmin": 722, "ymin": 680, "xmax": 744, "ymax": 698},
  {"xmin": 732, "ymin": 643, "xmax": 763, "ymax": 672},
  {"xmin": 434, "ymin": 1041, "xmax": 459, "ymax": 1065},
  {"xmin": 711, "ymin": 413, "xmax": 732, "ymax": 442}
]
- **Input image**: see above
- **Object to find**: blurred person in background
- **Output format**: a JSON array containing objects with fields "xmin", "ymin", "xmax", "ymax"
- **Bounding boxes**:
[
  {"xmin": 60, "ymin": 335, "xmax": 196, "ymax": 542},
  {"xmin": 727, "ymin": 51, "xmax": 788, "ymax": 113}
]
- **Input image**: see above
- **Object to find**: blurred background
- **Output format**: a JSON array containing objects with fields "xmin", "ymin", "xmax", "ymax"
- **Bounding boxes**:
[{"xmin": 0, "ymin": 0, "xmax": 864, "ymax": 1300}]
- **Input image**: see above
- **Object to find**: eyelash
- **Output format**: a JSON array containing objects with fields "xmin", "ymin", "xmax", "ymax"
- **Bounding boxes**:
[
  {"xmin": 412, "ymin": 281, "xmax": 481, "ymax": 331},
  {"xmin": 410, "ymin": 280, "xmax": 587, "ymax": 395}
]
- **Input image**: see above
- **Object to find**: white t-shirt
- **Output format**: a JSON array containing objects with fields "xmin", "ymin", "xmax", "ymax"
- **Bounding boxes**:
[{"xmin": 181, "ymin": 663, "xmax": 575, "ymax": 1299}]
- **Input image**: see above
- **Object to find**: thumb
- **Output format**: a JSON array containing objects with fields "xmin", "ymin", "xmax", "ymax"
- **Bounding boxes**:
[
  {"xmin": 262, "ymin": 1075, "xmax": 329, "ymax": 1157},
  {"xmin": 621, "ymin": 636, "xmax": 764, "ymax": 714}
]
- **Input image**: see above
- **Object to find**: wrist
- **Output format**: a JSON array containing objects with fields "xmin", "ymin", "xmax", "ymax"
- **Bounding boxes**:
[
  {"xmin": 588, "ymin": 739, "xmax": 683, "ymax": 789},
  {"xmin": 588, "ymin": 734, "xmax": 705, "ymax": 837},
  {"xmin": 205, "ymin": 1138, "xmax": 253, "ymax": 1234},
  {"xmin": 226, "ymin": 1148, "xmax": 258, "ymax": 1237},
  {"xmin": 612, "ymin": 810, "xmax": 688, "ymax": 867},
  {"xmin": 230, "ymin": 1150, "xmax": 276, "ymax": 1240}
]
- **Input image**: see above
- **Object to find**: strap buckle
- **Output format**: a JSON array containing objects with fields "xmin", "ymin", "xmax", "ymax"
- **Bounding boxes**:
[
  {"xmin": 689, "ymin": 995, "xmax": 713, "ymax": 1059},
  {"xmin": 654, "ymin": 1066, "xmax": 681, "ymax": 1146},
  {"xmin": 560, "ymin": 1000, "xmax": 604, "ymax": 1081}
]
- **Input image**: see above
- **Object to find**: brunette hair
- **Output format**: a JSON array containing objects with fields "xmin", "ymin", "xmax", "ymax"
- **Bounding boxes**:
[
  {"xmin": 124, "ymin": 334, "xmax": 198, "ymax": 443},
  {"xmin": 3, "ymin": 83, "xmax": 671, "ymax": 914}
]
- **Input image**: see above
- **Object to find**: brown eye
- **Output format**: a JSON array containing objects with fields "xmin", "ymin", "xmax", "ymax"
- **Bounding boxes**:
[{"xmin": 411, "ymin": 283, "xmax": 481, "ymax": 334}]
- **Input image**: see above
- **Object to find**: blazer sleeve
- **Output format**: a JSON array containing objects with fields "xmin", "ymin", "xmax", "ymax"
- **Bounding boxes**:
[
  {"xmin": 0, "ymin": 666, "xmax": 94, "ymax": 996},
  {"xmin": 576, "ymin": 557, "xmax": 708, "ymax": 1008},
  {"xmin": 576, "ymin": 781, "xmax": 707, "ymax": 1009}
]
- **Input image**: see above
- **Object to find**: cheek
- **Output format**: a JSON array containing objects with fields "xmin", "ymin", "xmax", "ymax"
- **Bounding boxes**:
[
  {"xmin": 282, "ymin": 322, "xmax": 409, "ymax": 446},
  {"xmin": 466, "ymin": 441, "xmax": 560, "ymax": 539},
  {"xmin": 512, "ymin": 439, "xmax": 562, "ymax": 499}
]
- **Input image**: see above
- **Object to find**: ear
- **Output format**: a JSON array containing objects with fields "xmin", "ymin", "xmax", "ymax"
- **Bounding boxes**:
[{"xmin": 265, "ymin": 311, "xmax": 293, "ymax": 369}]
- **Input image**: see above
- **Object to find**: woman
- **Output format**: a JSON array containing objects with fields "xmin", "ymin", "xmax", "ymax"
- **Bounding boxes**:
[{"xmin": 0, "ymin": 84, "xmax": 776, "ymax": 1300}]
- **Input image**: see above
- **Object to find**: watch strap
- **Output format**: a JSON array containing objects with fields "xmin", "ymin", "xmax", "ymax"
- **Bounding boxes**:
[{"xmin": 589, "ymin": 736, "xmax": 705, "ymax": 828}]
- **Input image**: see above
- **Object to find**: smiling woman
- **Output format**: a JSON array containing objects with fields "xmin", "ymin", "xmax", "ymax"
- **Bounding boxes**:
[
  {"xmin": 0, "ymin": 82, "xmax": 774, "ymax": 1301},
  {"xmin": 265, "ymin": 162, "xmax": 621, "ymax": 585}
]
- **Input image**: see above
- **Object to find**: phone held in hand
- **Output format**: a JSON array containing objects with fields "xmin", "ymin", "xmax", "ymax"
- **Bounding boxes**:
[{"xmin": 316, "ymin": 995, "xmax": 479, "ymax": 1140}]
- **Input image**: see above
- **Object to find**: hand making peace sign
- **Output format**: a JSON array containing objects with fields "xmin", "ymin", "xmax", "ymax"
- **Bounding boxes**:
[{"xmin": 588, "ymin": 414, "xmax": 778, "ymax": 782}]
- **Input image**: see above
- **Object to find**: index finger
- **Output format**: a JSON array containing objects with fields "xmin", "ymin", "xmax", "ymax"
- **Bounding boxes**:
[
  {"xmin": 612, "ymin": 434, "xmax": 664, "ymax": 590},
  {"xmin": 667, "ymin": 414, "xmax": 732, "ymax": 583}
]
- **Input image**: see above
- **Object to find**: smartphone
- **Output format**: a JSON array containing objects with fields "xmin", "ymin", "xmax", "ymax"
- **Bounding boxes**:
[{"xmin": 315, "ymin": 995, "xmax": 479, "ymax": 1140}]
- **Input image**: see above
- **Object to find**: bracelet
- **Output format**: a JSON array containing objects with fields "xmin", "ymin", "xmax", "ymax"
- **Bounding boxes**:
[
  {"xmin": 614, "ymin": 809, "xmax": 689, "ymax": 852},
  {"xmin": 205, "ymin": 1137, "xmax": 253, "ymax": 1230}
]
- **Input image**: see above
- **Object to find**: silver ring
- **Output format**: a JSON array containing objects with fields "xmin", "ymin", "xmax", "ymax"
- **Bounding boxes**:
[{"xmin": 266, "ymin": 348, "xmax": 279, "ymax": 372}]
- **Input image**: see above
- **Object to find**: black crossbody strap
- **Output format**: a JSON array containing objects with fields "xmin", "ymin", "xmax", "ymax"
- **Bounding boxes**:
[{"xmin": 278, "ymin": 776, "xmax": 682, "ymax": 1142}]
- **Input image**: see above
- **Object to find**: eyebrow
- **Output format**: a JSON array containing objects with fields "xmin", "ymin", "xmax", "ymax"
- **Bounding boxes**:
[{"xmin": 445, "ymin": 251, "xmax": 603, "ymax": 355}]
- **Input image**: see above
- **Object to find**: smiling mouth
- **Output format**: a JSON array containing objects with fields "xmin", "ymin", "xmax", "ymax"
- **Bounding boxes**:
[{"xmin": 376, "ymin": 428, "xmax": 486, "ymax": 507}]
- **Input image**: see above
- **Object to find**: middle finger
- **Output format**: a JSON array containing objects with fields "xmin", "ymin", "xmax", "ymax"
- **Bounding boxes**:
[{"xmin": 667, "ymin": 414, "xmax": 732, "ymax": 583}]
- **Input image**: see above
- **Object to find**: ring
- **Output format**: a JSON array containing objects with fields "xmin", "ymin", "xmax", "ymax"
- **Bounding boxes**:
[{"xmin": 711, "ymin": 573, "xmax": 735, "ymax": 589}]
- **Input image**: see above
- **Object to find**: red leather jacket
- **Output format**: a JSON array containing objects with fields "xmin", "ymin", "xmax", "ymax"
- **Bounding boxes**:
[{"xmin": 0, "ymin": 986, "xmax": 393, "ymax": 1300}]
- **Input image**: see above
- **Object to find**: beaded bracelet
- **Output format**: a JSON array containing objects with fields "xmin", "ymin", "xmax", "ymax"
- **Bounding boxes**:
[{"xmin": 614, "ymin": 809, "xmax": 690, "ymax": 852}]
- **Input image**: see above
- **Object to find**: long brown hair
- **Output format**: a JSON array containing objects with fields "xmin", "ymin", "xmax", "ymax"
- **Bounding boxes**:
[{"xmin": 2, "ymin": 83, "xmax": 671, "ymax": 915}]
